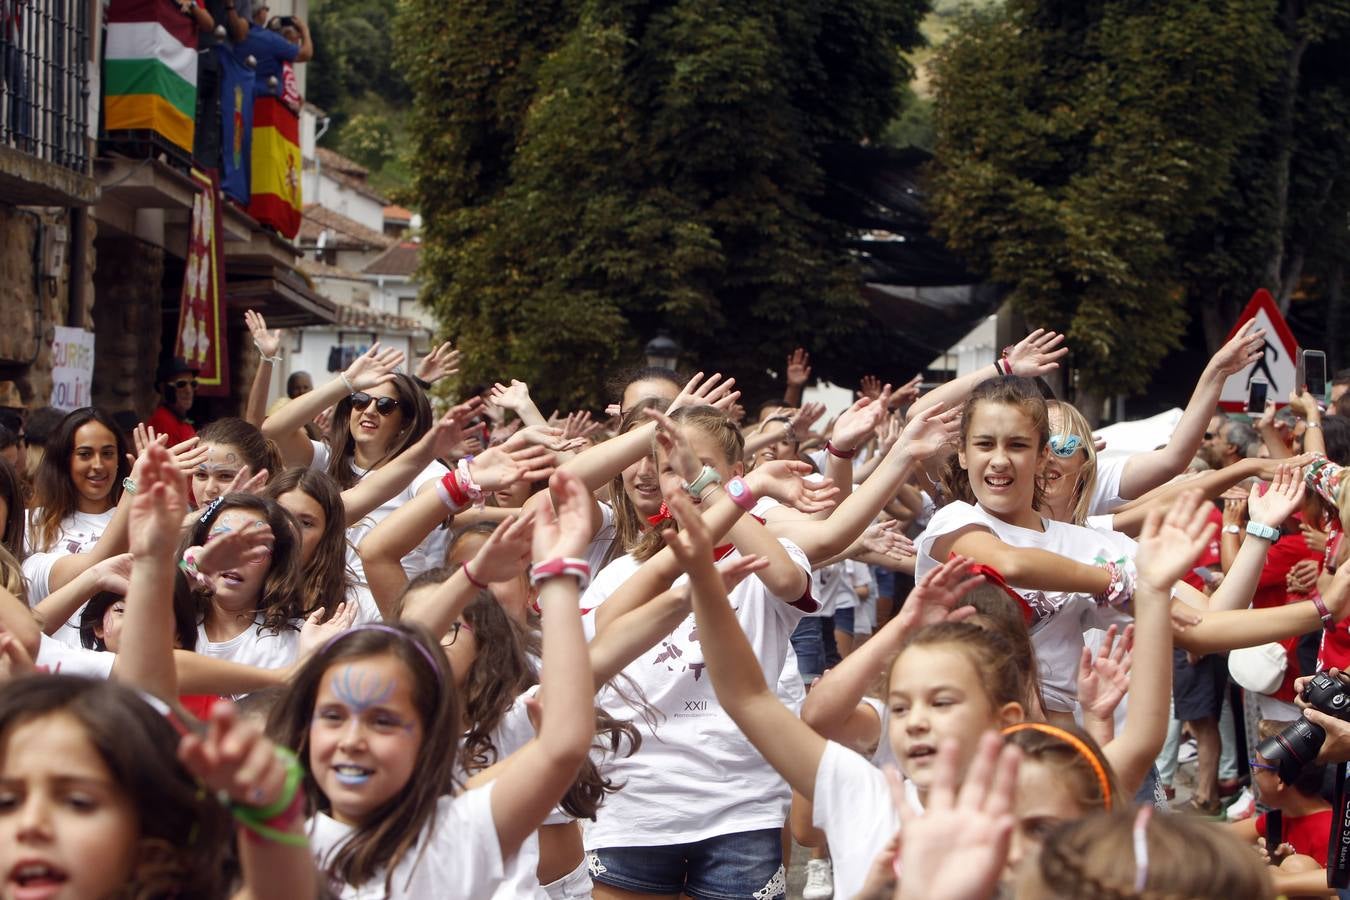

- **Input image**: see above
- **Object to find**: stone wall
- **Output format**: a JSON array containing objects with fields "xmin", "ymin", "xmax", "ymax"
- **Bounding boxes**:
[
  {"xmin": 90, "ymin": 235, "xmax": 166, "ymax": 421},
  {"xmin": 0, "ymin": 204, "xmax": 95, "ymax": 409}
]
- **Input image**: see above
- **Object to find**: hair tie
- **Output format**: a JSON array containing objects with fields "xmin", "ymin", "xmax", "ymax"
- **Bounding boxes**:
[
  {"xmin": 1001, "ymin": 722, "xmax": 1112, "ymax": 811},
  {"xmin": 318, "ymin": 623, "xmax": 442, "ymax": 677},
  {"xmin": 198, "ymin": 496, "xmax": 226, "ymax": 530},
  {"xmin": 1132, "ymin": 804, "xmax": 1153, "ymax": 891}
]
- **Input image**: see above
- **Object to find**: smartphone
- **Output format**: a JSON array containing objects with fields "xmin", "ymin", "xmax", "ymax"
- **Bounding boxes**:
[
  {"xmin": 1299, "ymin": 349, "xmax": 1328, "ymax": 399},
  {"xmin": 1247, "ymin": 380, "xmax": 1268, "ymax": 413}
]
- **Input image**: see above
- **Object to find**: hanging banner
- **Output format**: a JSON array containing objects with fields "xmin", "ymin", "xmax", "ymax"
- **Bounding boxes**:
[
  {"xmin": 216, "ymin": 44, "xmax": 255, "ymax": 205},
  {"xmin": 246, "ymin": 75, "xmax": 302, "ymax": 238},
  {"xmin": 174, "ymin": 168, "xmax": 230, "ymax": 396},
  {"xmin": 49, "ymin": 327, "xmax": 96, "ymax": 410},
  {"xmin": 103, "ymin": 0, "xmax": 199, "ymax": 153}
]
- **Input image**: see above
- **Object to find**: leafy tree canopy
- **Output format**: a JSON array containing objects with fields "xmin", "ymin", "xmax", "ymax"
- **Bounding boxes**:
[{"xmin": 401, "ymin": 0, "xmax": 931, "ymax": 409}]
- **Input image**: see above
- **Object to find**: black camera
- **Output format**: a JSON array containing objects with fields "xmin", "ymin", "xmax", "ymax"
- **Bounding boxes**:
[{"xmin": 1258, "ymin": 673, "xmax": 1350, "ymax": 781}]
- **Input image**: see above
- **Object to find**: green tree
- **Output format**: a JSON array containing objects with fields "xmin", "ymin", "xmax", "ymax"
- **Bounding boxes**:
[
  {"xmin": 402, "ymin": 0, "xmax": 929, "ymax": 409},
  {"xmin": 929, "ymin": 1, "xmax": 1281, "ymax": 399}
]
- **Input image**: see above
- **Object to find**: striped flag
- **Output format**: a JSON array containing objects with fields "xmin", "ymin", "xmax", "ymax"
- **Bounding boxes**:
[
  {"xmin": 104, "ymin": 0, "xmax": 199, "ymax": 153},
  {"xmin": 246, "ymin": 66, "xmax": 302, "ymax": 238}
]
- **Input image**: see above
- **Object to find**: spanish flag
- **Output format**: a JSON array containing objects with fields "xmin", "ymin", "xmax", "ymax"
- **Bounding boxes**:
[
  {"xmin": 247, "ymin": 92, "xmax": 302, "ymax": 238},
  {"xmin": 103, "ymin": 0, "xmax": 198, "ymax": 153}
]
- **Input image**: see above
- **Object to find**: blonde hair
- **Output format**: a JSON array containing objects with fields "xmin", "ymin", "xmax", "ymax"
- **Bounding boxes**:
[
  {"xmin": 631, "ymin": 405, "xmax": 743, "ymax": 562},
  {"xmin": 1029, "ymin": 809, "xmax": 1273, "ymax": 899},
  {"xmin": 0, "ymin": 544, "xmax": 24, "ymax": 605},
  {"xmin": 1046, "ymin": 400, "xmax": 1098, "ymax": 526}
]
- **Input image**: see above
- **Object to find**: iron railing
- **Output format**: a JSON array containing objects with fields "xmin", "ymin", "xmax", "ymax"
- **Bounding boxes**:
[{"xmin": 0, "ymin": 0, "xmax": 91, "ymax": 174}]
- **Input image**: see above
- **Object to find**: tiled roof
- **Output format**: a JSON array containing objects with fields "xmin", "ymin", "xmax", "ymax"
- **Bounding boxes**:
[
  {"xmin": 306, "ymin": 147, "xmax": 388, "ymax": 204},
  {"xmin": 362, "ymin": 241, "xmax": 421, "ymax": 278},
  {"xmin": 383, "ymin": 204, "xmax": 415, "ymax": 223},
  {"xmin": 297, "ymin": 256, "xmax": 367, "ymax": 282},
  {"xmin": 335, "ymin": 300, "xmax": 428, "ymax": 334},
  {"xmin": 299, "ymin": 204, "xmax": 394, "ymax": 251}
]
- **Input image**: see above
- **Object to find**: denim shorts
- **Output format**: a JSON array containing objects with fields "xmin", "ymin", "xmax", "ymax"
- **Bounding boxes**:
[
  {"xmin": 789, "ymin": 617, "xmax": 825, "ymax": 681},
  {"xmin": 833, "ymin": 606, "xmax": 855, "ymax": 637},
  {"xmin": 873, "ymin": 566, "xmax": 896, "ymax": 598},
  {"xmin": 588, "ymin": 828, "xmax": 786, "ymax": 899}
]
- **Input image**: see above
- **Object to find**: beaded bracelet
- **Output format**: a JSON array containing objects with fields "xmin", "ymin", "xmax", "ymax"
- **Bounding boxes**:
[
  {"xmin": 456, "ymin": 456, "xmax": 485, "ymax": 508},
  {"xmin": 178, "ymin": 547, "xmax": 212, "ymax": 590}
]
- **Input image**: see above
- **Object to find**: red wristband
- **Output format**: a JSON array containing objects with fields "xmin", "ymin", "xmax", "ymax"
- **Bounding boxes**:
[
  {"xmin": 462, "ymin": 561, "xmax": 488, "ymax": 590},
  {"xmin": 826, "ymin": 441, "xmax": 855, "ymax": 460},
  {"xmin": 438, "ymin": 471, "xmax": 470, "ymax": 511},
  {"xmin": 530, "ymin": 557, "xmax": 592, "ymax": 590},
  {"xmin": 1312, "ymin": 593, "xmax": 1334, "ymax": 629}
]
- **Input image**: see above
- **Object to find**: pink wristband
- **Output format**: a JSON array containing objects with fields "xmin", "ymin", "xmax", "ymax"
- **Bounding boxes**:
[
  {"xmin": 530, "ymin": 557, "xmax": 591, "ymax": 591},
  {"xmin": 725, "ymin": 476, "xmax": 756, "ymax": 513}
]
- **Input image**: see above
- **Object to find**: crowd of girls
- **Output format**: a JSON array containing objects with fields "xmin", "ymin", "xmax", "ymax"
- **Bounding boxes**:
[{"xmin": 2, "ymin": 306, "xmax": 1349, "ymax": 899}]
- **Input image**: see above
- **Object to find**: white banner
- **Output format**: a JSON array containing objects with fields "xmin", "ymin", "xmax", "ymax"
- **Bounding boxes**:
[{"xmin": 49, "ymin": 326, "xmax": 96, "ymax": 411}]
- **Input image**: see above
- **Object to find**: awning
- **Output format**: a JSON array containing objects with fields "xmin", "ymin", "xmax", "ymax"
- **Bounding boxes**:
[{"xmin": 225, "ymin": 264, "xmax": 337, "ymax": 328}]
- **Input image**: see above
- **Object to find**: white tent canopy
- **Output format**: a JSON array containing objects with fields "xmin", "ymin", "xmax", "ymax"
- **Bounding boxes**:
[{"xmin": 1093, "ymin": 408, "xmax": 1184, "ymax": 464}]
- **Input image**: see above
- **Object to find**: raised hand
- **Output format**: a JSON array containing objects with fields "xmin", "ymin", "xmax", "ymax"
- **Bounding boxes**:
[
  {"xmin": 660, "ymin": 488, "xmax": 715, "ymax": 563},
  {"xmin": 424, "ymin": 400, "xmax": 483, "ymax": 459},
  {"xmin": 89, "ymin": 553, "xmax": 134, "ymax": 595},
  {"xmin": 168, "ymin": 436, "xmax": 209, "ymax": 474},
  {"xmin": 489, "ymin": 379, "xmax": 533, "ymax": 413},
  {"xmin": 746, "ymin": 459, "xmax": 837, "ymax": 513},
  {"xmin": 861, "ymin": 520, "xmax": 916, "ymax": 561},
  {"xmin": 645, "ymin": 407, "xmax": 703, "ymax": 482},
  {"xmin": 343, "ymin": 342, "xmax": 404, "ymax": 392},
  {"xmin": 831, "ymin": 395, "xmax": 888, "ymax": 454},
  {"xmin": 669, "ymin": 371, "xmax": 740, "ymax": 413},
  {"xmin": 1300, "ymin": 524, "xmax": 1328, "ymax": 556},
  {"xmin": 1134, "ymin": 490, "xmax": 1217, "ymax": 593},
  {"xmin": 1004, "ymin": 328, "xmax": 1068, "ymax": 378},
  {"xmin": 891, "ymin": 374, "xmax": 923, "ymax": 409},
  {"xmin": 196, "ymin": 520, "xmax": 274, "ymax": 576},
  {"xmin": 414, "ymin": 341, "xmax": 461, "ymax": 385},
  {"xmin": 297, "ymin": 601, "xmax": 356, "ymax": 660},
  {"xmin": 1286, "ymin": 558, "xmax": 1320, "ymax": 595},
  {"xmin": 1209, "ymin": 319, "xmax": 1266, "ymax": 378},
  {"xmin": 531, "ymin": 470, "xmax": 592, "ymax": 562},
  {"xmin": 877, "ymin": 414, "xmax": 904, "ymax": 455},
  {"xmin": 220, "ymin": 464, "xmax": 270, "ymax": 498},
  {"xmin": 1258, "ymin": 398, "xmax": 1278, "ymax": 432},
  {"xmin": 244, "ymin": 309, "xmax": 283, "ymax": 360},
  {"xmin": 789, "ymin": 401, "xmax": 827, "ymax": 439},
  {"xmin": 128, "ymin": 443, "xmax": 189, "ymax": 560},
  {"xmin": 785, "ymin": 348, "xmax": 812, "ymax": 388},
  {"xmin": 468, "ymin": 511, "xmax": 536, "ymax": 584},
  {"xmin": 468, "ymin": 444, "xmax": 558, "ymax": 490},
  {"xmin": 0, "ymin": 628, "xmax": 35, "ymax": 680},
  {"xmin": 714, "ymin": 554, "xmax": 769, "ymax": 593},
  {"xmin": 895, "ymin": 555, "xmax": 984, "ymax": 631},
  {"xmin": 313, "ymin": 406, "xmax": 335, "ymax": 438},
  {"xmin": 560, "ymin": 410, "xmax": 605, "ymax": 443},
  {"xmin": 1247, "ymin": 464, "xmax": 1304, "ymax": 528},
  {"xmin": 178, "ymin": 701, "xmax": 291, "ymax": 810},
  {"xmin": 860, "ymin": 374, "xmax": 883, "ymax": 402},
  {"xmin": 1076, "ymin": 624, "xmax": 1133, "ymax": 721},
  {"xmin": 890, "ymin": 732, "xmax": 1020, "ymax": 900},
  {"xmin": 897, "ymin": 403, "xmax": 962, "ymax": 460},
  {"xmin": 501, "ymin": 424, "xmax": 586, "ymax": 454}
]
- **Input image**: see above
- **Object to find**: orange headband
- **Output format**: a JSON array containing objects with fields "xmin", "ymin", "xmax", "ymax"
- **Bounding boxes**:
[{"xmin": 1001, "ymin": 722, "xmax": 1113, "ymax": 811}]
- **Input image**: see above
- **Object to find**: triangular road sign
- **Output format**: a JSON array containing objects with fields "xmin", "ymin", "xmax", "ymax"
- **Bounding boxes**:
[{"xmin": 1218, "ymin": 289, "xmax": 1300, "ymax": 412}]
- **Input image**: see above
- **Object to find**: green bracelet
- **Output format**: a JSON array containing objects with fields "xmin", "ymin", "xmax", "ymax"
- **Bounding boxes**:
[{"xmin": 229, "ymin": 746, "xmax": 308, "ymax": 846}]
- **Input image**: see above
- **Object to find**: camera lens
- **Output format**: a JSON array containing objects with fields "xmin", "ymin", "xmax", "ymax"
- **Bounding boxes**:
[{"xmin": 1259, "ymin": 719, "xmax": 1326, "ymax": 783}]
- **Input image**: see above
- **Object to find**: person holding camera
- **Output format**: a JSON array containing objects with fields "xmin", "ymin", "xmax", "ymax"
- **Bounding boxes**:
[{"xmin": 1228, "ymin": 717, "xmax": 1332, "ymax": 896}]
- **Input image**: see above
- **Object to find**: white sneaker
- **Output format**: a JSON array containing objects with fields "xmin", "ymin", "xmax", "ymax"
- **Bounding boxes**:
[
  {"xmin": 1178, "ymin": 738, "xmax": 1198, "ymax": 764},
  {"xmin": 803, "ymin": 858, "xmax": 834, "ymax": 900},
  {"xmin": 1225, "ymin": 786, "xmax": 1256, "ymax": 821}
]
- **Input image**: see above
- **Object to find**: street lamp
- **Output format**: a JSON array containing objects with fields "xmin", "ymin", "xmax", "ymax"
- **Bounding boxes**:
[{"xmin": 644, "ymin": 333, "xmax": 680, "ymax": 370}]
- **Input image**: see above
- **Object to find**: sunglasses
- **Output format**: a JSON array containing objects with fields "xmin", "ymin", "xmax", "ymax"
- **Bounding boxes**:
[
  {"xmin": 171, "ymin": 379, "xmax": 197, "ymax": 390},
  {"xmin": 1047, "ymin": 434, "xmax": 1084, "ymax": 458},
  {"xmin": 1249, "ymin": 758, "xmax": 1278, "ymax": 774},
  {"xmin": 349, "ymin": 392, "xmax": 402, "ymax": 416}
]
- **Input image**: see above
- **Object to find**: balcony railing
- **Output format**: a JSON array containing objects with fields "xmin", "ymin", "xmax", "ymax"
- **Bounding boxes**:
[{"xmin": 0, "ymin": 0, "xmax": 91, "ymax": 175}]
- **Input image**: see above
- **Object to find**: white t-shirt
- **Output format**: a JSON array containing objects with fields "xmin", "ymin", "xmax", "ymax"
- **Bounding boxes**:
[
  {"xmin": 23, "ymin": 507, "xmax": 117, "ymax": 647},
  {"xmin": 811, "ymin": 561, "xmax": 858, "ymax": 616},
  {"xmin": 812, "ymin": 740, "xmax": 921, "ymax": 900},
  {"xmin": 310, "ymin": 441, "xmax": 452, "ymax": 585},
  {"xmin": 579, "ymin": 539, "xmax": 811, "ymax": 847},
  {"xmin": 194, "ymin": 616, "xmax": 300, "ymax": 671},
  {"xmin": 1088, "ymin": 456, "xmax": 1128, "ymax": 517},
  {"xmin": 308, "ymin": 784, "xmax": 504, "ymax": 899},
  {"xmin": 915, "ymin": 501, "xmax": 1135, "ymax": 712},
  {"xmin": 858, "ymin": 696, "xmax": 896, "ymax": 770},
  {"xmin": 34, "ymin": 634, "xmax": 115, "ymax": 678},
  {"xmin": 583, "ymin": 501, "xmax": 618, "ymax": 575}
]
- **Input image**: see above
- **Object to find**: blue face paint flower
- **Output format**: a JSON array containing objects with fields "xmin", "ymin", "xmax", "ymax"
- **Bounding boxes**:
[{"xmin": 1048, "ymin": 434, "xmax": 1084, "ymax": 458}]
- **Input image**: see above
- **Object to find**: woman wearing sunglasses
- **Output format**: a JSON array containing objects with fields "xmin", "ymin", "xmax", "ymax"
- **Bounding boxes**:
[{"xmin": 262, "ymin": 343, "xmax": 452, "ymax": 584}]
